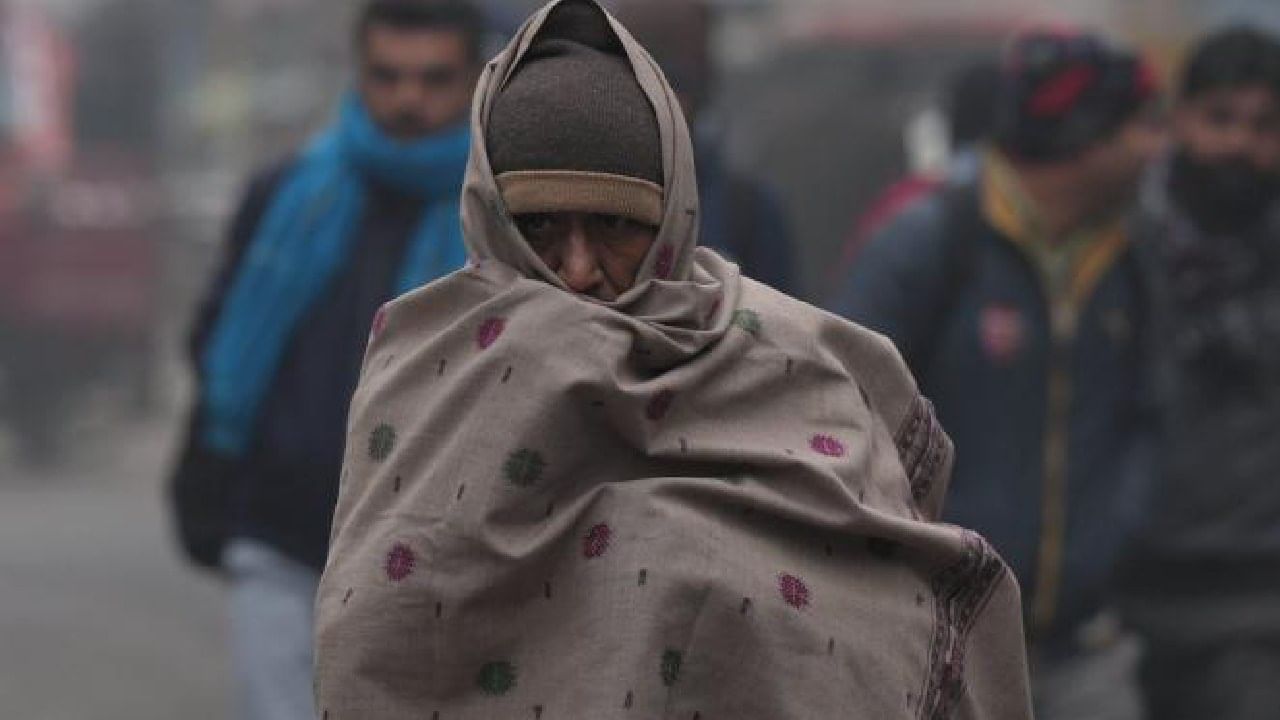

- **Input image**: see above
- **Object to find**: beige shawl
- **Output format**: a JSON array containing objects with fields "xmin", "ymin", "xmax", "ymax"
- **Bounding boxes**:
[{"xmin": 314, "ymin": 2, "xmax": 1033, "ymax": 718}]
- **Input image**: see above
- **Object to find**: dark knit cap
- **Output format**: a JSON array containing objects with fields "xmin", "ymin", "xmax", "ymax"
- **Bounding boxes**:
[
  {"xmin": 997, "ymin": 28, "xmax": 1158, "ymax": 162},
  {"xmin": 487, "ymin": 0, "xmax": 664, "ymax": 226}
]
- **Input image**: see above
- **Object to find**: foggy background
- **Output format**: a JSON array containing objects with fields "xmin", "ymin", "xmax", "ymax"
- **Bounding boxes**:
[{"xmin": 0, "ymin": 0, "xmax": 1277, "ymax": 717}]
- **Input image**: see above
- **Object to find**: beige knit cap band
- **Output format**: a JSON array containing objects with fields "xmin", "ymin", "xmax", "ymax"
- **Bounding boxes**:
[{"xmin": 497, "ymin": 170, "xmax": 664, "ymax": 228}]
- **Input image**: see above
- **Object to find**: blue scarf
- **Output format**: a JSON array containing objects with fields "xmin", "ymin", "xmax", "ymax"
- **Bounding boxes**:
[{"xmin": 200, "ymin": 94, "xmax": 470, "ymax": 456}]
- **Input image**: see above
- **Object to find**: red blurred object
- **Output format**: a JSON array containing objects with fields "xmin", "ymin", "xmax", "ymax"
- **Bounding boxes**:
[
  {"xmin": 0, "ymin": 6, "xmax": 161, "ymax": 463},
  {"xmin": 0, "ymin": 152, "xmax": 158, "ymax": 337},
  {"xmin": 1028, "ymin": 64, "xmax": 1100, "ymax": 117},
  {"xmin": 0, "ymin": 5, "xmax": 159, "ymax": 336}
]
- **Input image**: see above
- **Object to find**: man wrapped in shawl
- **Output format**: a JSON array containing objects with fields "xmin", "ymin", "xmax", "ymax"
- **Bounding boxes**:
[{"xmin": 315, "ymin": 2, "xmax": 1033, "ymax": 718}]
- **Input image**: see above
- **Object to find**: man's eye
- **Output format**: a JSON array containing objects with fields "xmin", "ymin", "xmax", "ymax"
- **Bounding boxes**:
[
  {"xmin": 516, "ymin": 215, "xmax": 554, "ymax": 237},
  {"xmin": 369, "ymin": 66, "xmax": 399, "ymax": 85},
  {"xmin": 594, "ymin": 214, "xmax": 630, "ymax": 232}
]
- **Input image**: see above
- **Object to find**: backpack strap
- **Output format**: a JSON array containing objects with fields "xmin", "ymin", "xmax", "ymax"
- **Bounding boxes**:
[{"xmin": 916, "ymin": 179, "xmax": 984, "ymax": 378}]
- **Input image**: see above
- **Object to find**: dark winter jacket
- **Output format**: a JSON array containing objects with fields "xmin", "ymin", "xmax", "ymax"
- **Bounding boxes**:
[
  {"xmin": 831, "ymin": 150, "xmax": 1153, "ymax": 647},
  {"xmin": 174, "ymin": 159, "xmax": 427, "ymax": 572},
  {"xmin": 1122, "ymin": 168, "xmax": 1280, "ymax": 631}
]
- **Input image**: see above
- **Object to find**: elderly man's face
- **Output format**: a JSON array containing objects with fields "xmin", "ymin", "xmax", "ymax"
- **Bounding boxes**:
[{"xmin": 515, "ymin": 212, "xmax": 658, "ymax": 301}]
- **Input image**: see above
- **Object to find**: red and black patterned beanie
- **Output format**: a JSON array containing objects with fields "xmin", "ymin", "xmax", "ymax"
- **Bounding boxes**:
[{"xmin": 996, "ymin": 28, "xmax": 1159, "ymax": 162}]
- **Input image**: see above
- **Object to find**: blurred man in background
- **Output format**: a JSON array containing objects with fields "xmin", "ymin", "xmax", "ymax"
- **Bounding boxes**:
[
  {"xmin": 832, "ymin": 29, "xmax": 1165, "ymax": 718},
  {"xmin": 614, "ymin": 0, "xmax": 798, "ymax": 296},
  {"xmin": 1122, "ymin": 26, "xmax": 1280, "ymax": 720},
  {"xmin": 166, "ymin": 1, "xmax": 485, "ymax": 718}
]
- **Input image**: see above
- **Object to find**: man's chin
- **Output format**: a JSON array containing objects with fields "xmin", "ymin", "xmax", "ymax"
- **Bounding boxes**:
[
  {"xmin": 377, "ymin": 117, "xmax": 435, "ymax": 141},
  {"xmin": 387, "ymin": 128, "xmax": 432, "ymax": 142}
]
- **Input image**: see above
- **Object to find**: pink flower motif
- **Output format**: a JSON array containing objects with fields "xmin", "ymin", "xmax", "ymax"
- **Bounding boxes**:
[
  {"xmin": 583, "ymin": 523, "xmax": 613, "ymax": 559},
  {"xmin": 385, "ymin": 543, "xmax": 416, "ymax": 582},
  {"xmin": 778, "ymin": 573, "xmax": 811, "ymax": 610},
  {"xmin": 370, "ymin": 306, "xmax": 389, "ymax": 340},
  {"xmin": 810, "ymin": 434, "xmax": 847, "ymax": 458},
  {"xmin": 646, "ymin": 390, "xmax": 676, "ymax": 422},
  {"xmin": 654, "ymin": 244, "xmax": 675, "ymax": 280},
  {"xmin": 476, "ymin": 317, "xmax": 507, "ymax": 350}
]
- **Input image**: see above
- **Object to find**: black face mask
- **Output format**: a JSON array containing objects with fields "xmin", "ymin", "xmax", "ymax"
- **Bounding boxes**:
[{"xmin": 1168, "ymin": 150, "xmax": 1280, "ymax": 235}]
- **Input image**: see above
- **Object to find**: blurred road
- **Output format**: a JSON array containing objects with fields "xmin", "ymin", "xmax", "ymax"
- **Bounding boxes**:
[{"xmin": 0, "ymin": 408, "xmax": 230, "ymax": 719}]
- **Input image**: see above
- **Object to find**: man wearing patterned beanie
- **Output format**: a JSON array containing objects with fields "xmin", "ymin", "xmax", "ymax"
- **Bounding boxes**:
[
  {"xmin": 314, "ymin": 1, "xmax": 1034, "ymax": 717},
  {"xmin": 834, "ymin": 27, "xmax": 1167, "ymax": 718}
]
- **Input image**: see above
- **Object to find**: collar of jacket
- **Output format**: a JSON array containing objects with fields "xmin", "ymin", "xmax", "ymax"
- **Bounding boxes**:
[{"xmin": 980, "ymin": 147, "xmax": 1130, "ymax": 312}]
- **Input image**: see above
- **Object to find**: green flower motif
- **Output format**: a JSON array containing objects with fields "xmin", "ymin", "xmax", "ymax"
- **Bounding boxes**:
[
  {"xmin": 368, "ymin": 423, "xmax": 397, "ymax": 462},
  {"xmin": 660, "ymin": 649, "xmax": 683, "ymax": 687},
  {"xmin": 503, "ymin": 449, "xmax": 546, "ymax": 488},
  {"xmin": 732, "ymin": 309, "xmax": 762, "ymax": 337},
  {"xmin": 477, "ymin": 661, "xmax": 517, "ymax": 696}
]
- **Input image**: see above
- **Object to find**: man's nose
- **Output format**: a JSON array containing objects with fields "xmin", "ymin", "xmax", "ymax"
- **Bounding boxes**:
[
  {"xmin": 558, "ymin": 222, "xmax": 603, "ymax": 294},
  {"xmin": 394, "ymin": 78, "xmax": 428, "ymax": 107}
]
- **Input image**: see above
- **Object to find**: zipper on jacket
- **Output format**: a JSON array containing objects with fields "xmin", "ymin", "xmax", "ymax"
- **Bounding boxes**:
[{"xmin": 1032, "ymin": 300, "xmax": 1076, "ymax": 639}]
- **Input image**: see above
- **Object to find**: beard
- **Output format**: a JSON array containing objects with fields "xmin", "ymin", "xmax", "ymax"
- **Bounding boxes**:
[{"xmin": 1168, "ymin": 150, "xmax": 1280, "ymax": 235}]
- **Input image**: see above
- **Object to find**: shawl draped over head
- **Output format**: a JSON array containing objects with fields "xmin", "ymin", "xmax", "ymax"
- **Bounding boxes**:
[{"xmin": 315, "ymin": 2, "xmax": 1033, "ymax": 718}]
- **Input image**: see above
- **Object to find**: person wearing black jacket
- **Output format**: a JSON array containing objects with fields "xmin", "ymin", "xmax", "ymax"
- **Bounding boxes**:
[
  {"xmin": 167, "ymin": 2, "xmax": 485, "ymax": 718},
  {"xmin": 1123, "ymin": 27, "xmax": 1280, "ymax": 720}
]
